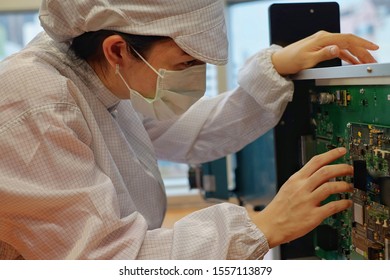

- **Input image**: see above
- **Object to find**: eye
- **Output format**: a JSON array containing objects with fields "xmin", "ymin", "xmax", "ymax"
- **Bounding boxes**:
[{"xmin": 183, "ymin": 60, "xmax": 197, "ymax": 67}]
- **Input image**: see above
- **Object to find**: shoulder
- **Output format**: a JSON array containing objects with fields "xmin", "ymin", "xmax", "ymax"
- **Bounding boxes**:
[
  {"xmin": 0, "ymin": 36, "xmax": 85, "ymax": 127},
  {"xmin": 1, "ymin": 37, "xmax": 71, "ymax": 97}
]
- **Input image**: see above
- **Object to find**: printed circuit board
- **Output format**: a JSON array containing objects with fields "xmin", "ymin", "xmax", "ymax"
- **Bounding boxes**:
[{"xmin": 308, "ymin": 81, "xmax": 390, "ymax": 259}]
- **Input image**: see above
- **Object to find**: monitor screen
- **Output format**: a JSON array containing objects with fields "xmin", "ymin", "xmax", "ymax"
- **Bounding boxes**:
[{"xmin": 269, "ymin": 2, "xmax": 341, "ymax": 68}]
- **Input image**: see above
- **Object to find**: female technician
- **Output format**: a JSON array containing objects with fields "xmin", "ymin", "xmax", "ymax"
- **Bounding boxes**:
[{"xmin": 0, "ymin": 0, "xmax": 378, "ymax": 259}]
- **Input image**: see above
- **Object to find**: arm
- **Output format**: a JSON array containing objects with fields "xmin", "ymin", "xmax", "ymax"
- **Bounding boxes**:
[
  {"xmin": 137, "ymin": 203, "xmax": 269, "ymax": 259},
  {"xmin": 0, "ymin": 99, "xmax": 269, "ymax": 260},
  {"xmin": 145, "ymin": 46, "xmax": 293, "ymax": 164}
]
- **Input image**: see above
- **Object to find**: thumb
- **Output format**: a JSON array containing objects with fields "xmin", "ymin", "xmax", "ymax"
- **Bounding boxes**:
[
  {"xmin": 313, "ymin": 45, "xmax": 339, "ymax": 63},
  {"xmin": 305, "ymin": 45, "xmax": 340, "ymax": 68},
  {"xmin": 322, "ymin": 45, "xmax": 340, "ymax": 60},
  {"xmin": 306, "ymin": 45, "xmax": 339, "ymax": 70}
]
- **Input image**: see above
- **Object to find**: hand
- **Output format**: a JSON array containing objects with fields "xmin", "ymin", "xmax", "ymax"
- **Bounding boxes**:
[
  {"xmin": 271, "ymin": 31, "xmax": 379, "ymax": 76},
  {"xmin": 253, "ymin": 147, "xmax": 353, "ymax": 248}
]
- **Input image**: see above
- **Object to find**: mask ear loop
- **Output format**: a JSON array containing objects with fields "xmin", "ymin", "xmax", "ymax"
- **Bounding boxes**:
[
  {"xmin": 131, "ymin": 48, "xmax": 164, "ymax": 78},
  {"xmin": 115, "ymin": 64, "xmax": 132, "ymax": 92},
  {"xmin": 115, "ymin": 64, "xmax": 156, "ymax": 103}
]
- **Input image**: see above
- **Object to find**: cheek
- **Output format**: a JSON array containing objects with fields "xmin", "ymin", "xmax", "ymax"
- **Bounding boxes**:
[{"xmin": 128, "ymin": 68, "xmax": 158, "ymax": 98}]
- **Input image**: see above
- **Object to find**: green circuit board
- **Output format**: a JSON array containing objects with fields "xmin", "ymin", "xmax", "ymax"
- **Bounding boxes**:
[{"xmin": 309, "ymin": 84, "xmax": 390, "ymax": 260}]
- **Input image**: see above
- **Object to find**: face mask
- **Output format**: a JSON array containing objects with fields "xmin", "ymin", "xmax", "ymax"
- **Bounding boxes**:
[{"xmin": 115, "ymin": 49, "xmax": 206, "ymax": 121}]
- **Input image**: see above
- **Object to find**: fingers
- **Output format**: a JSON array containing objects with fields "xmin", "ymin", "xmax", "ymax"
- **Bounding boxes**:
[
  {"xmin": 339, "ymin": 47, "xmax": 377, "ymax": 64},
  {"xmin": 338, "ymin": 49, "xmax": 360, "ymax": 65},
  {"xmin": 316, "ymin": 199, "xmax": 353, "ymax": 221},
  {"xmin": 313, "ymin": 40, "xmax": 377, "ymax": 65},
  {"xmin": 316, "ymin": 32, "xmax": 379, "ymax": 51},
  {"xmin": 274, "ymin": 31, "xmax": 379, "ymax": 75},
  {"xmin": 306, "ymin": 164, "xmax": 353, "ymax": 191},
  {"xmin": 315, "ymin": 32, "xmax": 379, "ymax": 64},
  {"xmin": 311, "ymin": 181, "xmax": 353, "ymax": 202},
  {"xmin": 297, "ymin": 147, "xmax": 347, "ymax": 178},
  {"xmin": 312, "ymin": 45, "xmax": 340, "ymax": 63}
]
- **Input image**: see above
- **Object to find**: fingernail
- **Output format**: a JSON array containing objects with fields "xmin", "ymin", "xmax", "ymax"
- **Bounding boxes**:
[
  {"xmin": 329, "ymin": 46, "xmax": 337, "ymax": 55},
  {"xmin": 338, "ymin": 147, "xmax": 346, "ymax": 154}
]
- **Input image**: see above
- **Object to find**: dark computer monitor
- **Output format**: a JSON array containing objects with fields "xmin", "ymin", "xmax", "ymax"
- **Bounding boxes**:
[
  {"xmin": 268, "ymin": 2, "xmax": 341, "ymax": 259},
  {"xmin": 269, "ymin": 2, "xmax": 341, "ymax": 68}
]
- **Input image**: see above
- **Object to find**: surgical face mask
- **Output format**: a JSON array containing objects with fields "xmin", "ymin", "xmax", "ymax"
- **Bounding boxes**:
[{"xmin": 115, "ymin": 49, "xmax": 206, "ymax": 121}]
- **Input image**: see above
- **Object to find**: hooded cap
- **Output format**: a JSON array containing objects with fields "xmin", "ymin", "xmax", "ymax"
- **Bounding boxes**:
[{"xmin": 39, "ymin": 0, "xmax": 228, "ymax": 65}]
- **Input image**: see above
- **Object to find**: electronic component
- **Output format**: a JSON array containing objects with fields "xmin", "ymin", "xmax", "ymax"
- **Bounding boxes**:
[
  {"xmin": 353, "ymin": 160, "xmax": 367, "ymax": 191},
  {"xmin": 380, "ymin": 177, "xmax": 390, "ymax": 207},
  {"xmin": 293, "ymin": 63, "xmax": 390, "ymax": 259},
  {"xmin": 315, "ymin": 224, "xmax": 338, "ymax": 251}
]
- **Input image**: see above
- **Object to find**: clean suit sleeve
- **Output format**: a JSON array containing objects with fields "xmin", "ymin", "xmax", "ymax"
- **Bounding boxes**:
[
  {"xmin": 144, "ymin": 45, "xmax": 294, "ymax": 164},
  {"xmin": 137, "ymin": 203, "xmax": 269, "ymax": 259},
  {"xmin": 0, "ymin": 102, "xmax": 268, "ymax": 260}
]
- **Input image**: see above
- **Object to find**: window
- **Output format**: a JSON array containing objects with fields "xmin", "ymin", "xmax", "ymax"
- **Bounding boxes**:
[
  {"xmin": 227, "ymin": 0, "xmax": 390, "ymax": 91},
  {"xmin": 0, "ymin": 11, "xmax": 42, "ymax": 60}
]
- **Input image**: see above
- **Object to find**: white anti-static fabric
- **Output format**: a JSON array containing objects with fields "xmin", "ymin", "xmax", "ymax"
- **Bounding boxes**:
[
  {"xmin": 39, "ymin": 0, "xmax": 228, "ymax": 65},
  {"xmin": 0, "ymin": 33, "xmax": 293, "ymax": 259}
]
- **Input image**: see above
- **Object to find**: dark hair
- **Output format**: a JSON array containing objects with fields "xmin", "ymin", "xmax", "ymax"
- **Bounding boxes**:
[{"xmin": 69, "ymin": 30, "xmax": 170, "ymax": 63}]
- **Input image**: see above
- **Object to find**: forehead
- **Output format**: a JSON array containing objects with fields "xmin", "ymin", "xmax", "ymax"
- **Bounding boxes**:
[{"xmin": 148, "ymin": 39, "xmax": 194, "ymax": 60}]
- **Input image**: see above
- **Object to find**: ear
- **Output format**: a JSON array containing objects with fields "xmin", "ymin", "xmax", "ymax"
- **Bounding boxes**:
[{"xmin": 101, "ymin": 35, "xmax": 131, "ymax": 69}]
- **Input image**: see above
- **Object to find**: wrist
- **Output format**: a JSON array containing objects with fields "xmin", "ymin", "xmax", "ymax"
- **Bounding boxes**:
[
  {"xmin": 271, "ymin": 49, "xmax": 290, "ymax": 76},
  {"xmin": 254, "ymin": 207, "xmax": 287, "ymax": 249}
]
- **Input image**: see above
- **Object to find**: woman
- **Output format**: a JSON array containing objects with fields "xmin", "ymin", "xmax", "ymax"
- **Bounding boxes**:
[{"xmin": 0, "ymin": 0, "xmax": 378, "ymax": 259}]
